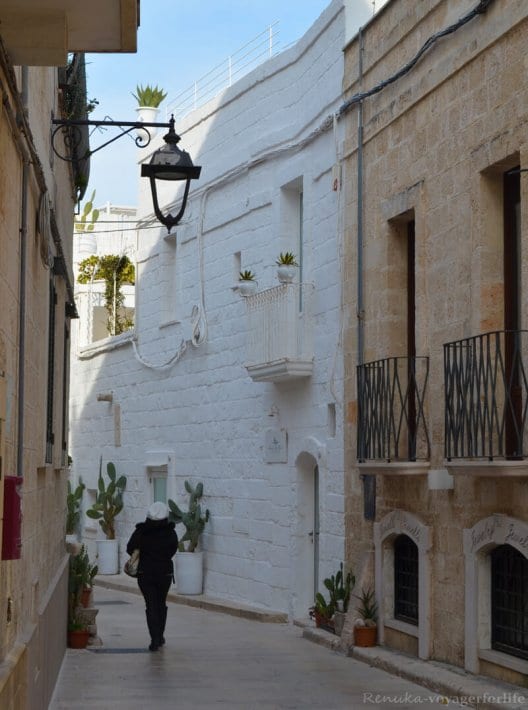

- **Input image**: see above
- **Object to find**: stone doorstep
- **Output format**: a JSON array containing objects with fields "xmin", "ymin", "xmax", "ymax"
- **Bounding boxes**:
[
  {"xmin": 94, "ymin": 575, "xmax": 288, "ymax": 624},
  {"xmin": 349, "ymin": 647, "xmax": 528, "ymax": 710}
]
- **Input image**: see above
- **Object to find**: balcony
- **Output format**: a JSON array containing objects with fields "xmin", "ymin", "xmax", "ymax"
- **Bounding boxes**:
[
  {"xmin": 444, "ymin": 330, "xmax": 528, "ymax": 476},
  {"xmin": 357, "ymin": 356, "xmax": 430, "ymax": 474},
  {"xmin": 244, "ymin": 282, "xmax": 314, "ymax": 382}
]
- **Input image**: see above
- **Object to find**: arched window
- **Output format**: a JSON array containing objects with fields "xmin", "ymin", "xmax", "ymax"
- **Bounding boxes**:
[
  {"xmin": 491, "ymin": 544, "xmax": 528, "ymax": 660},
  {"xmin": 394, "ymin": 534, "xmax": 418, "ymax": 625}
]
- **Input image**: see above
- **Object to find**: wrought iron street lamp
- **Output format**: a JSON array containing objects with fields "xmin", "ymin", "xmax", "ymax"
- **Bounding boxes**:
[
  {"xmin": 141, "ymin": 117, "xmax": 201, "ymax": 233},
  {"xmin": 51, "ymin": 114, "xmax": 201, "ymax": 231}
]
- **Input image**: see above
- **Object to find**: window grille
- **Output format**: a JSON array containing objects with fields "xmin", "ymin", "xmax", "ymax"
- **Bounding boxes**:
[
  {"xmin": 491, "ymin": 544, "xmax": 528, "ymax": 660},
  {"xmin": 394, "ymin": 534, "xmax": 419, "ymax": 625}
]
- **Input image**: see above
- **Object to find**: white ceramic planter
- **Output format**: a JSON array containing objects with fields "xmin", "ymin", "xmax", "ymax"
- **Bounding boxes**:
[
  {"xmin": 277, "ymin": 265, "xmax": 298, "ymax": 283},
  {"xmin": 238, "ymin": 280, "xmax": 258, "ymax": 296},
  {"xmin": 175, "ymin": 551, "xmax": 203, "ymax": 594},
  {"xmin": 96, "ymin": 539, "xmax": 119, "ymax": 575},
  {"xmin": 135, "ymin": 106, "xmax": 160, "ymax": 141}
]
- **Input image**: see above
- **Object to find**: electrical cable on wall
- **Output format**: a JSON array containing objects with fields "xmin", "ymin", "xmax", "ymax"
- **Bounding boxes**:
[
  {"xmin": 338, "ymin": 0, "xmax": 496, "ymax": 117},
  {"xmin": 121, "ymin": 0, "xmax": 495, "ymax": 371}
]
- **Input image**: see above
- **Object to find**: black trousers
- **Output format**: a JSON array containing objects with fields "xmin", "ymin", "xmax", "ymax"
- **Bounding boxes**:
[{"xmin": 138, "ymin": 573, "xmax": 172, "ymax": 645}]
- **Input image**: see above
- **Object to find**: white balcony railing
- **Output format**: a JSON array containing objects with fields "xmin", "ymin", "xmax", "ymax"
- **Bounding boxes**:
[{"xmin": 244, "ymin": 282, "xmax": 314, "ymax": 382}]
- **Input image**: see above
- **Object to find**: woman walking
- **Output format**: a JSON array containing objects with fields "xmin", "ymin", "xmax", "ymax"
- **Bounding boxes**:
[{"xmin": 126, "ymin": 502, "xmax": 179, "ymax": 651}]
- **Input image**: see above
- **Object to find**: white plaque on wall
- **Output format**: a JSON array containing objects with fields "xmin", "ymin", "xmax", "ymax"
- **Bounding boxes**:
[{"xmin": 264, "ymin": 428, "xmax": 287, "ymax": 463}]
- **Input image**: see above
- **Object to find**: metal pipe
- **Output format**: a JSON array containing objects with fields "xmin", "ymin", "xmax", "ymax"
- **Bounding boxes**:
[
  {"xmin": 16, "ymin": 67, "xmax": 29, "ymax": 479},
  {"xmin": 357, "ymin": 29, "xmax": 365, "ymax": 367}
]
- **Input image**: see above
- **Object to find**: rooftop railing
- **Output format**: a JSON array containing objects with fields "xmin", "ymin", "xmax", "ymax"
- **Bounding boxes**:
[{"xmin": 165, "ymin": 23, "xmax": 280, "ymax": 122}]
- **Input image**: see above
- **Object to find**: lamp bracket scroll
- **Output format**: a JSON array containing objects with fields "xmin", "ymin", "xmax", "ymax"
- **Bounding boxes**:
[{"xmin": 51, "ymin": 118, "xmax": 173, "ymax": 163}]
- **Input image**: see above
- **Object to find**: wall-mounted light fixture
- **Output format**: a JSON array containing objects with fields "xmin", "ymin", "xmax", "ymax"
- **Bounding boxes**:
[
  {"xmin": 51, "ymin": 115, "xmax": 201, "ymax": 231},
  {"xmin": 141, "ymin": 117, "xmax": 201, "ymax": 233}
]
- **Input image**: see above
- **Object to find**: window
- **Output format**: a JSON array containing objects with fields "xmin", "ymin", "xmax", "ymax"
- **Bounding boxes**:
[
  {"xmin": 394, "ymin": 534, "xmax": 418, "ymax": 625},
  {"xmin": 149, "ymin": 466, "xmax": 168, "ymax": 504},
  {"xmin": 491, "ymin": 544, "xmax": 528, "ymax": 660}
]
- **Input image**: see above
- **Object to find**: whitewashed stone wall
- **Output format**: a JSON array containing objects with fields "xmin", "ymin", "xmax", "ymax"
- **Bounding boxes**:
[{"xmin": 69, "ymin": 0, "xmax": 372, "ymax": 618}]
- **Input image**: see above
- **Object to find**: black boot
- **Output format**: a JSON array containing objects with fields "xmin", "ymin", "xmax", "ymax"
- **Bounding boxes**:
[
  {"xmin": 159, "ymin": 606, "xmax": 168, "ymax": 646},
  {"xmin": 146, "ymin": 608, "xmax": 160, "ymax": 651}
]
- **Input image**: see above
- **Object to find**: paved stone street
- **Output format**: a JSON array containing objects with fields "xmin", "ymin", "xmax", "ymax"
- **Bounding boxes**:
[{"xmin": 49, "ymin": 584, "xmax": 471, "ymax": 710}]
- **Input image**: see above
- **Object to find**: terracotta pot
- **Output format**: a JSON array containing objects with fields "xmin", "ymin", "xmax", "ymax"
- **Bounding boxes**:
[
  {"xmin": 354, "ymin": 625, "xmax": 377, "ymax": 647},
  {"xmin": 67, "ymin": 629, "xmax": 90, "ymax": 649},
  {"xmin": 80, "ymin": 587, "xmax": 92, "ymax": 608}
]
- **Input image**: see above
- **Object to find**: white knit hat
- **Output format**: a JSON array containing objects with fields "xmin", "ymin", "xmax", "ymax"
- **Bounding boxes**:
[{"xmin": 147, "ymin": 501, "xmax": 168, "ymax": 521}]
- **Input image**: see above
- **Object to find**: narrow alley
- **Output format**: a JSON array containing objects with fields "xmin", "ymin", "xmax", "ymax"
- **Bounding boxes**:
[{"xmin": 50, "ymin": 583, "xmax": 478, "ymax": 710}]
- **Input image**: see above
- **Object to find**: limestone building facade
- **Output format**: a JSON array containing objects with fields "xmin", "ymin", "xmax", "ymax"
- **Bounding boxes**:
[
  {"xmin": 342, "ymin": 0, "xmax": 528, "ymax": 686},
  {"xmin": 0, "ymin": 4, "xmax": 139, "ymax": 708}
]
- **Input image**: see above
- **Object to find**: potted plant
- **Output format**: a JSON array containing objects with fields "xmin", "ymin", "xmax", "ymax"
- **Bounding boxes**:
[
  {"xmin": 324, "ymin": 563, "xmax": 355, "ymax": 636},
  {"xmin": 168, "ymin": 480, "xmax": 210, "ymax": 594},
  {"xmin": 132, "ymin": 84, "xmax": 168, "ymax": 138},
  {"xmin": 309, "ymin": 592, "xmax": 335, "ymax": 632},
  {"xmin": 238, "ymin": 269, "xmax": 257, "ymax": 296},
  {"xmin": 67, "ymin": 551, "xmax": 90, "ymax": 648},
  {"xmin": 353, "ymin": 586, "xmax": 378, "ymax": 647},
  {"xmin": 66, "ymin": 479, "xmax": 85, "ymax": 545},
  {"xmin": 132, "ymin": 84, "xmax": 167, "ymax": 108},
  {"xmin": 86, "ymin": 458, "xmax": 127, "ymax": 574},
  {"xmin": 73, "ymin": 544, "xmax": 98, "ymax": 607},
  {"xmin": 276, "ymin": 251, "xmax": 299, "ymax": 283}
]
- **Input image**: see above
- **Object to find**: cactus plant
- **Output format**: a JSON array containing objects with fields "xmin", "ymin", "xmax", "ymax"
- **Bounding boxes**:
[
  {"xmin": 86, "ymin": 458, "xmax": 127, "ymax": 540},
  {"xmin": 168, "ymin": 480, "xmax": 210, "ymax": 552},
  {"xmin": 324, "ymin": 562, "xmax": 355, "ymax": 613},
  {"xmin": 66, "ymin": 479, "xmax": 85, "ymax": 536},
  {"xmin": 74, "ymin": 189, "xmax": 100, "ymax": 232}
]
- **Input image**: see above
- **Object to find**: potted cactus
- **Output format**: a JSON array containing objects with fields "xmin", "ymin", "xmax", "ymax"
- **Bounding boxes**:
[
  {"xmin": 168, "ymin": 480, "xmax": 210, "ymax": 594},
  {"xmin": 86, "ymin": 458, "xmax": 127, "ymax": 574},
  {"xmin": 66, "ymin": 479, "xmax": 85, "ymax": 545}
]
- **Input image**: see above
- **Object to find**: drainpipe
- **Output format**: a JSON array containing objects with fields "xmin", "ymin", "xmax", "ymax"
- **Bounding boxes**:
[
  {"xmin": 356, "ymin": 29, "xmax": 365, "ymax": 367},
  {"xmin": 355, "ymin": 28, "xmax": 375, "ymax": 519},
  {"xmin": 17, "ymin": 67, "xmax": 29, "ymax": 479}
]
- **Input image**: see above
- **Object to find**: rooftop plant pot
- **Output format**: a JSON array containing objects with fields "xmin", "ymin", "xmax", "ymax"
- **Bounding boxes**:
[{"xmin": 135, "ymin": 106, "xmax": 159, "ymax": 140}]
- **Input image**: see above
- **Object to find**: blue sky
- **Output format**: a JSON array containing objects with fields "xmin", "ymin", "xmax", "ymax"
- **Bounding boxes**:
[{"xmin": 85, "ymin": 0, "xmax": 376, "ymax": 207}]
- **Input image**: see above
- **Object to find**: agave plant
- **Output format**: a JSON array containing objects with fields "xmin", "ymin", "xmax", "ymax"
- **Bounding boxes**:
[
  {"xmin": 132, "ymin": 84, "xmax": 167, "ymax": 108},
  {"xmin": 276, "ymin": 251, "xmax": 299, "ymax": 266}
]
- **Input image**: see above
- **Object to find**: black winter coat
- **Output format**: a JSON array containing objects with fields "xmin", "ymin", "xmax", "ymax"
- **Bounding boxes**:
[{"xmin": 126, "ymin": 518, "xmax": 179, "ymax": 576}]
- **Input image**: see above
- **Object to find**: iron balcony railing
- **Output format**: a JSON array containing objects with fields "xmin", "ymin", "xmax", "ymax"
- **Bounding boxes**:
[
  {"xmin": 444, "ymin": 330, "xmax": 528, "ymax": 460},
  {"xmin": 357, "ymin": 356, "xmax": 430, "ymax": 462}
]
